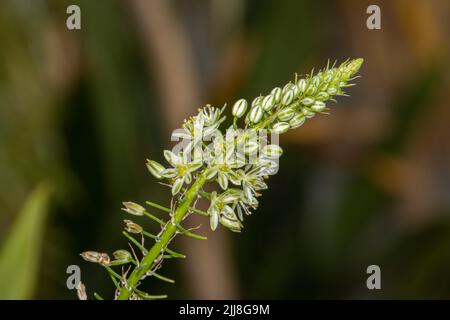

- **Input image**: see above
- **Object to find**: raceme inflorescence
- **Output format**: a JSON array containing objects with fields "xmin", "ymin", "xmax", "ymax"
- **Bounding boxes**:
[{"xmin": 78, "ymin": 59, "xmax": 364, "ymax": 300}]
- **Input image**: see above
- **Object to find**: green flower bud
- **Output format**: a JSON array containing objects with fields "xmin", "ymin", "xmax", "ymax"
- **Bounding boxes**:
[
  {"xmin": 262, "ymin": 94, "xmax": 276, "ymax": 111},
  {"xmin": 306, "ymin": 85, "xmax": 316, "ymax": 96},
  {"xmin": 301, "ymin": 108, "xmax": 316, "ymax": 119},
  {"xmin": 248, "ymin": 105, "xmax": 263, "ymax": 123},
  {"xmin": 232, "ymin": 99, "xmax": 248, "ymax": 118},
  {"xmin": 282, "ymin": 83, "xmax": 294, "ymax": 95},
  {"xmin": 297, "ymin": 79, "xmax": 307, "ymax": 94},
  {"xmin": 292, "ymin": 84, "xmax": 300, "ymax": 97},
  {"xmin": 300, "ymin": 97, "xmax": 315, "ymax": 106},
  {"xmin": 146, "ymin": 159, "xmax": 165, "ymax": 180},
  {"xmin": 113, "ymin": 249, "xmax": 132, "ymax": 262},
  {"xmin": 281, "ymin": 90, "xmax": 294, "ymax": 106},
  {"xmin": 346, "ymin": 58, "xmax": 364, "ymax": 75},
  {"xmin": 262, "ymin": 144, "xmax": 283, "ymax": 158},
  {"xmin": 251, "ymin": 96, "xmax": 263, "ymax": 107},
  {"xmin": 277, "ymin": 108, "xmax": 295, "ymax": 121},
  {"xmin": 270, "ymin": 87, "xmax": 282, "ymax": 103},
  {"xmin": 327, "ymin": 87, "xmax": 338, "ymax": 95},
  {"xmin": 244, "ymin": 140, "xmax": 259, "ymax": 155},
  {"xmin": 289, "ymin": 114, "xmax": 306, "ymax": 128},
  {"xmin": 316, "ymin": 91, "xmax": 329, "ymax": 101},
  {"xmin": 310, "ymin": 101, "xmax": 326, "ymax": 112},
  {"xmin": 271, "ymin": 122, "xmax": 290, "ymax": 134}
]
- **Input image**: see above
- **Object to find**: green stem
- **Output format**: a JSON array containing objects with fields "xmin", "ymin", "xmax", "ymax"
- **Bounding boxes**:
[{"xmin": 116, "ymin": 174, "xmax": 207, "ymax": 300}]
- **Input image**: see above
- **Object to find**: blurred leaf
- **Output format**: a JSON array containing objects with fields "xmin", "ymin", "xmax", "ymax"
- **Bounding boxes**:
[{"xmin": 0, "ymin": 183, "xmax": 52, "ymax": 299}]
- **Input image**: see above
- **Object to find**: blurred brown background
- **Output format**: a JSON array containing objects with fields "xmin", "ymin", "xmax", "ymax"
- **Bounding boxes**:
[{"xmin": 1, "ymin": 0, "xmax": 450, "ymax": 299}]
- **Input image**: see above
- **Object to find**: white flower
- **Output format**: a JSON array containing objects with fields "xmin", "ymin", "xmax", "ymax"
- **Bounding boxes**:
[
  {"xmin": 162, "ymin": 150, "xmax": 203, "ymax": 195},
  {"xmin": 207, "ymin": 191, "xmax": 242, "ymax": 232}
]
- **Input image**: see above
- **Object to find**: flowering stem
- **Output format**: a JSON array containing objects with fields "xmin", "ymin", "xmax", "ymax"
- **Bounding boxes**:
[{"xmin": 116, "ymin": 173, "xmax": 207, "ymax": 300}]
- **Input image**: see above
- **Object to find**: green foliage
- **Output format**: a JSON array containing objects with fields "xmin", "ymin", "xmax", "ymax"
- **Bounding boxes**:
[{"xmin": 0, "ymin": 183, "xmax": 52, "ymax": 299}]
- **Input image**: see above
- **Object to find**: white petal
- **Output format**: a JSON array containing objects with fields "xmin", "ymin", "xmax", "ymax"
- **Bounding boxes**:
[
  {"xmin": 218, "ymin": 172, "xmax": 229, "ymax": 190},
  {"xmin": 171, "ymin": 177, "xmax": 184, "ymax": 195},
  {"xmin": 209, "ymin": 208, "xmax": 219, "ymax": 231},
  {"xmin": 164, "ymin": 150, "xmax": 180, "ymax": 167}
]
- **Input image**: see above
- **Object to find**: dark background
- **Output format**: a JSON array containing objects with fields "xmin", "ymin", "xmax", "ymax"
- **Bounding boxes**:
[{"xmin": 1, "ymin": 0, "xmax": 450, "ymax": 299}]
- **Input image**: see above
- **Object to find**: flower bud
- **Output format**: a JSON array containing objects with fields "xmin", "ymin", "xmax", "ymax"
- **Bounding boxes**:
[
  {"xmin": 282, "ymin": 83, "xmax": 294, "ymax": 94},
  {"xmin": 292, "ymin": 84, "xmax": 300, "ymax": 97},
  {"xmin": 113, "ymin": 249, "xmax": 132, "ymax": 262},
  {"xmin": 306, "ymin": 85, "xmax": 316, "ymax": 96},
  {"xmin": 270, "ymin": 87, "xmax": 282, "ymax": 103},
  {"xmin": 281, "ymin": 90, "xmax": 294, "ymax": 106},
  {"xmin": 232, "ymin": 99, "xmax": 248, "ymax": 118},
  {"xmin": 248, "ymin": 105, "xmax": 263, "ymax": 123},
  {"xmin": 262, "ymin": 144, "xmax": 283, "ymax": 158},
  {"xmin": 124, "ymin": 219, "xmax": 143, "ymax": 234},
  {"xmin": 277, "ymin": 108, "xmax": 295, "ymax": 121},
  {"xmin": 80, "ymin": 251, "xmax": 102, "ymax": 263},
  {"xmin": 346, "ymin": 58, "xmax": 364, "ymax": 75},
  {"xmin": 76, "ymin": 282, "xmax": 87, "ymax": 300},
  {"xmin": 300, "ymin": 97, "xmax": 315, "ymax": 106},
  {"xmin": 261, "ymin": 94, "xmax": 276, "ymax": 111},
  {"xmin": 310, "ymin": 101, "xmax": 326, "ymax": 112},
  {"xmin": 146, "ymin": 159, "xmax": 165, "ymax": 179},
  {"xmin": 271, "ymin": 122, "xmax": 290, "ymax": 134},
  {"xmin": 122, "ymin": 201, "xmax": 145, "ymax": 216},
  {"xmin": 80, "ymin": 251, "xmax": 110, "ymax": 266},
  {"xmin": 289, "ymin": 114, "xmax": 306, "ymax": 128},
  {"xmin": 327, "ymin": 87, "xmax": 338, "ymax": 95},
  {"xmin": 316, "ymin": 91, "xmax": 329, "ymax": 101},
  {"xmin": 297, "ymin": 79, "xmax": 306, "ymax": 94},
  {"xmin": 251, "ymin": 96, "xmax": 263, "ymax": 107},
  {"xmin": 244, "ymin": 140, "xmax": 259, "ymax": 155},
  {"xmin": 301, "ymin": 108, "xmax": 316, "ymax": 119}
]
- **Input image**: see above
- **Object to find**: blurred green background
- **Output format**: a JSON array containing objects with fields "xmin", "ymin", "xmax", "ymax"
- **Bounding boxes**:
[{"xmin": 1, "ymin": 0, "xmax": 450, "ymax": 299}]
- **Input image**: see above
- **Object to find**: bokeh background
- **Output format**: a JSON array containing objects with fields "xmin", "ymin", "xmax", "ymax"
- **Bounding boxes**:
[{"xmin": 1, "ymin": 0, "xmax": 450, "ymax": 299}]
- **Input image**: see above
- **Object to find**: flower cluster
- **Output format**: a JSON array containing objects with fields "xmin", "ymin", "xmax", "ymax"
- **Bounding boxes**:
[
  {"xmin": 145, "ymin": 59, "xmax": 363, "ymax": 232},
  {"xmin": 80, "ymin": 59, "xmax": 363, "ymax": 300}
]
